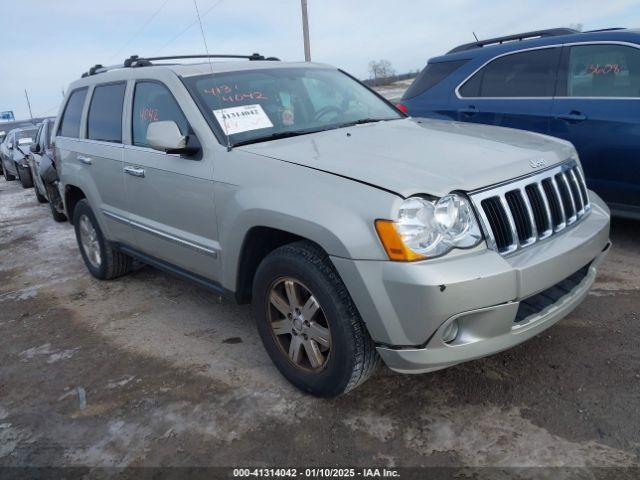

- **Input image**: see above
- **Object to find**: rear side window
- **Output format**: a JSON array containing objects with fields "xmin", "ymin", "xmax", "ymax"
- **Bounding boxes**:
[
  {"xmin": 87, "ymin": 83, "xmax": 126, "ymax": 143},
  {"xmin": 132, "ymin": 81, "xmax": 189, "ymax": 148},
  {"xmin": 58, "ymin": 88, "xmax": 88, "ymax": 138},
  {"xmin": 403, "ymin": 60, "xmax": 468, "ymax": 99},
  {"xmin": 459, "ymin": 48, "xmax": 560, "ymax": 98},
  {"xmin": 565, "ymin": 44, "xmax": 640, "ymax": 97}
]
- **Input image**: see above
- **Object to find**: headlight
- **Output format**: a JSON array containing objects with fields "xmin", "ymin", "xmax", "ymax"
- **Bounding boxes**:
[{"xmin": 376, "ymin": 194, "xmax": 483, "ymax": 261}]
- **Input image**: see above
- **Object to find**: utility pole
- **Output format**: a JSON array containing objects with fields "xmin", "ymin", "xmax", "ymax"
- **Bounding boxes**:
[
  {"xmin": 24, "ymin": 89, "xmax": 34, "ymax": 122},
  {"xmin": 301, "ymin": 0, "xmax": 311, "ymax": 61}
]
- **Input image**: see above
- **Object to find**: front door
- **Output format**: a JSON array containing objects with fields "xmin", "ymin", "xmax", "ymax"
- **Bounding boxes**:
[
  {"xmin": 124, "ymin": 80, "xmax": 219, "ymax": 280},
  {"xmin": 550, "ymin": 43, "xmax": 640, "ymax": 211}
]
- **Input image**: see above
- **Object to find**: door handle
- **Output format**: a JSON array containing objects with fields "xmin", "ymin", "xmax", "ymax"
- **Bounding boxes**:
[
  {"xmin": 458, "ymin": 106, "xmax": 478, "ymax": 117},
  {"xmin": 124, "ymin": 166, "xmax": 145, "ymax": 178},
  {"xmin": 77, "ymin": 155, "xmax": 92, "ymax": 165},
  {"xmin": 556, "ymin": 112, "xmax": 587, "ymax": 123}
]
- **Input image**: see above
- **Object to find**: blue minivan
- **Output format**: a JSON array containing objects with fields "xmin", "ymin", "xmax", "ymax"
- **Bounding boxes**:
[{"xmin": 399, "ymin": 28, "xmax": 640, "ymax": 219}]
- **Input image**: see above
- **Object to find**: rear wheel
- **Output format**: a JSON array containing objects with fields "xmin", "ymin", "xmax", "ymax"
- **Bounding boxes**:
[
  {"xmin": 73, "ymin": 199, "xmax": 132, "ymax": 280},
  {"xmin": 16, "ymin": 165, "xmax": 33, "ymax": 188},
  {"xmin": 252, "ymin": 241, "xmax": 379, "ymax": 397}
]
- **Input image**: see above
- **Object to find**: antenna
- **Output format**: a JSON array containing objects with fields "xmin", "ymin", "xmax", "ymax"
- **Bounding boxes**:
[
  {"xmin": 192, "ymin": 0, "xmax": 232, "ymax": 150},
  {"xmin": 24, "ymin": 89, "xmax": 34, "ymax": 122},
  {"xmin": 473, "ymin": 31, "xmax": 479, "ymax": 42}
]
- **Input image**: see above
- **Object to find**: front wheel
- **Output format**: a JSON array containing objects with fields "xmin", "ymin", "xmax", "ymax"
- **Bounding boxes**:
[
  {"xmin": 73, "ymin": 199, "xmax": 132, "ymax": 280},
  {"xmin": 16, "ymin": 165, "xmax": 33, "ymax": 188},
  {"xmin": 252, "ymin": 241, "xmax": 379, "ymax": 397}
]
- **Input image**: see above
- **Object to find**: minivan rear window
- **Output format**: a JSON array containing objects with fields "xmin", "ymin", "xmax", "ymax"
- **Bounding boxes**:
[
  {"xmin": 58, "ymin": 88, "xmax": 88, "ymax": 138},
  {"xmin": 403, "ymin": 60, "xmax": 468, "ymax": 99},
  {"xmin": 87, "ymin": 83, "xmax": 126, "ymax": 143}
]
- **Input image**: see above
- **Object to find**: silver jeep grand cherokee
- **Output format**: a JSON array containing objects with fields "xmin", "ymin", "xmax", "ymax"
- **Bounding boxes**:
[{"xmin": 55, "ymin": 54, "xmax": 610, "ymax": 396}]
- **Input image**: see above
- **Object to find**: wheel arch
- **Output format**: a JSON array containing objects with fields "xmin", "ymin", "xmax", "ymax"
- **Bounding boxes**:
[{"xmin": 64, "ymin": 184, "xmax": 87, "ymax": 225}]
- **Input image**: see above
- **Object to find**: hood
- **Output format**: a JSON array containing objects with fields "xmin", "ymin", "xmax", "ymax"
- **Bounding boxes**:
[{"xmin": 238, "ymin": 118, "xmax": 576, "ymax": 198}]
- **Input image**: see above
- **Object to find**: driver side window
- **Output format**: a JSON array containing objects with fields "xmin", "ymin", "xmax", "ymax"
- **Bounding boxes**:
[{"xmin": 132, "ymin": 81, "xmax": 189, "ymax": 148}]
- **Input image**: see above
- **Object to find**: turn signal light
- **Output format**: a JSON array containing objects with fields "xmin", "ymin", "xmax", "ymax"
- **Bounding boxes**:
[
  {"xmin": 375, "ymin": 220, "xmax": 425, "ymax": 262},
  {"xmin": 396, "ymin": 103, "xmax": 408, "ymax": 114}
]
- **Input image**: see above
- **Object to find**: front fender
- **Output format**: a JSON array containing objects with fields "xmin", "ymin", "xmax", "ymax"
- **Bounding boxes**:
[{"xmin": 213, "ymin": 153, "xmax": 401, "ymax": 292}]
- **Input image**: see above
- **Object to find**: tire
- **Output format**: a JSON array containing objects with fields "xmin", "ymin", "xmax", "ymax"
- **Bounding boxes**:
[
  {"xmin": 45, "ymin": 184, "xmax": 67, "ymax": 222},
  {"xmin": 16, "ymin": 165, "xmax": 33, "ymax": 188},
  {"xmin": 4, "ymin": 167, "xmax": 15, "ymax": 181},
  {"xmin": 72, "ymin": 199, "xmax": 132, "ymax": 280},
  {"xmin": 35, "ymin": 181, "xmax": 48, "ymax": 203},
  {"xmin": 252, "ymin": 241, "xmax": 379, "ymax": 397}
]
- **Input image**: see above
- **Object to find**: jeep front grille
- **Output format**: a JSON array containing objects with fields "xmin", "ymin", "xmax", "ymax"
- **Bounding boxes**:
[{"xmin": 471, "ymin": 161, "xmax": 590, "ymax": 255}]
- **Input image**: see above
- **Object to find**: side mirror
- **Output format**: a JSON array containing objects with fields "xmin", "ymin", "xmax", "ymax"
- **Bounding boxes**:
[
  {"xmin": 147, "ymin": 121, "xmax": 198, "ymax": 155},
  {"xmin": 7, "ymin": 143, "xmax": 13, "ymax": 150},
  {"xmin": 30, "ymin": 144, "xmax": 40, "ymax": 154}
]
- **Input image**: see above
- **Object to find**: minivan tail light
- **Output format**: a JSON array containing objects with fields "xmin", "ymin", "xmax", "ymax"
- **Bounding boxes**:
[{"xmin": 396, "ymin": 103, "xmax": 408, "ymax": 114}]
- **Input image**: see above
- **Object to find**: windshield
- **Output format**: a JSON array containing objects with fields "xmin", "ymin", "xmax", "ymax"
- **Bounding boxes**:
[
  {"xmin": 185, "ymin": 67, "xmax": 402, "ymax": 146},
  {"xmin": 16, "ymin": 129, "xmax": 37, "ymax": 144}
]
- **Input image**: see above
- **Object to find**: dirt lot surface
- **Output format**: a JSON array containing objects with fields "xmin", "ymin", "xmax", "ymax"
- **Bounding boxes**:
[{"xmin": 1, "ymin": 176, "xmax": 639, "ymax": 477}]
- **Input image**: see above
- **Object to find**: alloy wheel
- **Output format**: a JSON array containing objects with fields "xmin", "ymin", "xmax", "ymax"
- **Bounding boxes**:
[
  {"xmin": 266, "ymin": 277, "xmax": 332, "ymax": 371},
  {"xmin": 78, "ymin": 215, "xmax": 102, "ymax": 268}
]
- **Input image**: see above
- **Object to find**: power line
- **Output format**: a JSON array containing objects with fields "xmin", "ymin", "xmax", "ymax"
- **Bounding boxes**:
[
  {"xmin": 108, "ymin": 0, "xmax": 172, "ymax": 61},
  {"xmin": 152, "ymin": 0, "xmax": 224, "ymax": 55}
]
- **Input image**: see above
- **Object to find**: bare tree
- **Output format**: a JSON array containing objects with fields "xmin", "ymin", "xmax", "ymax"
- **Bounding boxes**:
[{"xmin": 368, "ymin": 59, "xmax": 396, "ymax": 80}]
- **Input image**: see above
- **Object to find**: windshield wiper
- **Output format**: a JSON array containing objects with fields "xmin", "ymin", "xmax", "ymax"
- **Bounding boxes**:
[
  {"xmin": 334, "ymin": 117, "xmax": 399, "ymax": 129},
  {"xmin": 232, "ymin": 128, "xmax": 324, "ymax": 147}
]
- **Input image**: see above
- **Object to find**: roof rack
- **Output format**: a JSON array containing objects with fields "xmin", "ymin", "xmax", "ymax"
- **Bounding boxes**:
[
  {"xmin": 447, "ymin": 28, "xmax": 579, "ymax": 54},
  {"xmin": 81, "ymin": 53, "xmax": 279, "ymax": 77}
]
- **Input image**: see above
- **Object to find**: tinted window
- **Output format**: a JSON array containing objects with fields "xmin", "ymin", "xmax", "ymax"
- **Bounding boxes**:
[
  {"xmin": 403, "ymin": 60, "xmax": 468, "ymax": 99},
  {"xmin": 87, "ymin": 83, "xmax": 126, "ymax": 142},
  {"xmin": 59, "ymin": 88, "xmax": 88, "ymax": 138},
  {"xmin": 132, "ymin": 82, "xmax": 189, "ymax": 148},
  {"xmin": 566, "ymin": 44, "xmax": 640, "ymax": 97},
  {"xmin": 459, "ymin": 48, "xmax": 559, "ymax": 97}
]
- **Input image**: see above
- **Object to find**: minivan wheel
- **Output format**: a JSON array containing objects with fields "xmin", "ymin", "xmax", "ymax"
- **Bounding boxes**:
[
  {"xmin": 252, "ymin": 241, "xmax": 379, "ymax": 397},
  {"xmin": 4, "ymin": 168, "xmax": 16, "ymax": 181},
  {"xmin": 72, "ymin": 199, "xmax": 132, "ymax": 280}
]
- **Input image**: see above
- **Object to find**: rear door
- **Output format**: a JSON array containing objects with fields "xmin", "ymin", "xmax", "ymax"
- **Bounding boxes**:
[
  {"xmin": 550, "ymin": 42, "xmax": 640, "ymax": 210},
  {"xmin": 452, "ymin": 47, "xmax": 561, "ymax": 134},
  {"xmin": 75, "ymin": 82, "xmax": 133, "ymax": 245},
  {"xmin": 123, "ymin": 79, "xmax": 219, "ymax": 280}
]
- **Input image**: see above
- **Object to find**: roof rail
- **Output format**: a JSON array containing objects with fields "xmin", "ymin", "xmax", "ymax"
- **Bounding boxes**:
[
  {"xmin": 81, "ymin": 53, "xmax": 279, "ymax": 78},
  {"xmin": 123, "ymin": 53, "xmax": 280, "ymax": 67},
  {"xmin": 447, "ymin": 28, "xmax": 579, "ymax": 54},
  {"xmin": 583, "ymin": 27, "xmax": 626, "ymax": 33}
]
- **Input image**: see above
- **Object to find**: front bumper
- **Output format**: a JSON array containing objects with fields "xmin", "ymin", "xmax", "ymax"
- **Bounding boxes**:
[{"xmin": 331, "ymin": 193, "xmax": 610, "ymax": 374}]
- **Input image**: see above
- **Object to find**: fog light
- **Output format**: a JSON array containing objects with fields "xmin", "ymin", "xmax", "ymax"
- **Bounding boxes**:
[{"xmin": 441, "ymin": 319, "xmax": 459, "ymax": 344}]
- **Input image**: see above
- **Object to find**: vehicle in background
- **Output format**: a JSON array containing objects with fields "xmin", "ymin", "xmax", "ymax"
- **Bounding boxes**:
[
  {"xmin": 399, "ymin": 28, "xmax": 640, "ymax": 219},
  {"xmin": 0, "ymin": 132, "xmax": 6, "ymax": 175},
  {"xmin": 56, "ymin": 53, "xmax": 609, "ymax": 396},
  {"xmin": 27, "ymin": 118, "xmax": 66, "ymax": 221},
  {"xmin": 1, "ymin": 126, "xmax": 38, "ymax": 186}
]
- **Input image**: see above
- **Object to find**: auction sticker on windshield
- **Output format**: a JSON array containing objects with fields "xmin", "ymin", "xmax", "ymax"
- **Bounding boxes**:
[{"xmin": 213, "ymin": 104, "xmax": 273, "ymax": 135}]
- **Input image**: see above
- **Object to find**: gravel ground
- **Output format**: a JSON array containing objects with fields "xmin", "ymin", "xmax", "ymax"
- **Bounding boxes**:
[{"xmin": 1, "ymin": 173, "xmax": 639, "ymax": 478}]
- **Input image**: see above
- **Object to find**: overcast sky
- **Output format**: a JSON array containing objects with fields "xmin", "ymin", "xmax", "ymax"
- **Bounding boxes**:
[{"xmin": 1, "ymin": 0, "xmax": 639, "ymax": 120}]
